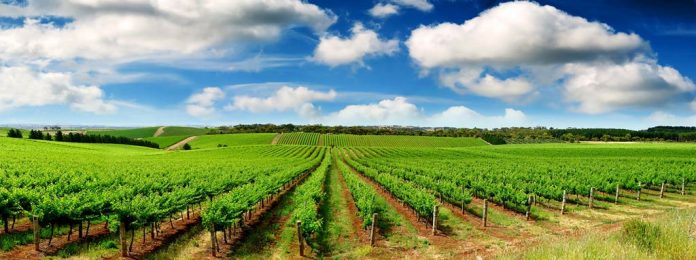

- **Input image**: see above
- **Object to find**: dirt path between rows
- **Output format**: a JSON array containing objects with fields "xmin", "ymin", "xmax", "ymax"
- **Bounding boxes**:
[
  {"xmin": 0, "ymin": 223, "xmax": 110, "ymax": 259},
  {"xmin": 166, "ymin": 136, "xmax": 197, "ymax": 151},
  {"xmin": 183, "ymin": 169, "xmax": 315, "ymax": 259},
  {"xmin": 0, "ymin": 218, "xmax": 32, "ymax": 235},
  {"xmin": 153, "ymin": 126, "xmax": 165, "ymax": 137},
  {"xmin": 271, "ymin": 133, "xmax": 282, "ymax": 145}
]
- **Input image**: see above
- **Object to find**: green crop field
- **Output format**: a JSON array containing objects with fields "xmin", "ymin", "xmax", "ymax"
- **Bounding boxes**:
[
  {"xmin": 86, "ymin": 127, "xmax": 161, "ymax": 139},
  {"xmin": 142, "ymin": 135, "xmax": 189, "ymax": 148},
  {"xmin": 188, "ymin": 133, "xmax": 276, "ymax": 149},
  {"xmin": 158, "ymin": 126, "xmax": 210, "ymax": 137},
  {"xmin": 1, "ymin": 135, "xmax": 695, "ymax": 259}
]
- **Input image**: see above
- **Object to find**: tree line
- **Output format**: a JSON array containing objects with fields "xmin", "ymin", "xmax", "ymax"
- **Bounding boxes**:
[
  {"xmin": 7, "ymin": 129, "xmax": 159, "ymax": 148},
  {"xmin": 209, "ymin": 124, "xmax": 696, "ymax": 142}
]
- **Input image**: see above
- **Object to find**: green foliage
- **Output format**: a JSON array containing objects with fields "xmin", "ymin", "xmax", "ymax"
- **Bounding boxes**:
[
  {"xmin": 322, "ymin": 134, "xmax": 487, "ymax": 147},
  {"xmin": 182, "ymin": 143, "xmax": 191, "ymax": 150},
  {"xmin": 86, "ymin": 127, "xmax": 160, "ymax": 138},
  {"xmin": 159, "ymin": 126, "xmax": 210, "ymax": 137},
  {"xmin": 623, "ymin": 219, "xmax": 661, "ymax": 250},
  {"xmin": 189, "ymin": 133, "xmax": 276, "ymax": 149},
  {"xmin": 5, "ymin": 128, "xmax": 23, "ymax": 138},
  {"xmin": 291, "ymin": 151, "xmax": 331, "ymax": 238},
  {"xmin": 143, "ymin": 135, "xmax": 188, "ymax": 149},
  {"xmin": 277, "ymin": 132, "xmax": 321, "ymax": 146}
]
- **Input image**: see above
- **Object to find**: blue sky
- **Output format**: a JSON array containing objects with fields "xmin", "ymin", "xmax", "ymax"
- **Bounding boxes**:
[{"xmin": 0, "ymin": 0, "xmax": 695, "ymax": 129}]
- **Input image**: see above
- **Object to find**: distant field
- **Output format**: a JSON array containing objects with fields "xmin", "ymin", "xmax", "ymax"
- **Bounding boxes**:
[
  {"xmin": 159, "ymin": 126, "xmax": 209, "ymax": 137},
  {"xmin": 276, "ymin": 132, "xmax": 321, "ymax": 146},
  {"xmin": 143, "ymin": 135, "xmax": 189, "ymax": 148},
  {"xmin": 87, "ymin": 127, "xmax": 160, "ymax": 138},
  {"xmin": 320, "ymin": 133, "xmax": 488, "ymax": 147},
  {"xmin": 188, "ymin": 133, "xmax": 276, "ymax": 149}
]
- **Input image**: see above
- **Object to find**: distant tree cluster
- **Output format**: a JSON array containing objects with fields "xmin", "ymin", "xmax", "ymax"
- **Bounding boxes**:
[
  {"xmin": 208, "ymin": 124, "xmax": 696, "ymax": 143},
  {"xmin": 6, "ymin": 128, "xmax": 23, "ymax": 138},
  {"xmin": 17, "ymin": 129, "xmax": 159, "ymax": 148}
]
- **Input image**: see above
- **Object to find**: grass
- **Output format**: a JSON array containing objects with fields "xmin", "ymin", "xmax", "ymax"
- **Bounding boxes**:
[
  {"xmin": 499, "ymin": 208, "xmax": 696, "ymax": 259},
  {"xmin": 86, "ymin": 127, "xmax": 161, "ymax": 138},
  {"xmin": 143, "ymin": 135, "xmax": 189, "ymax": 149},
  {"xmin": 0, "ymin": 225, "xmax": 71, "ymax": 251},
  {"xmin": 159, "ymin": 126, "xmax": 210, "ymax": 137},
  {"xmin": 47, "ymin": 234, "xmax": 119, "ymax": 259},
  {"xmin": 188, "ymin": 133, "xmax": 276, "ymax": 149}
]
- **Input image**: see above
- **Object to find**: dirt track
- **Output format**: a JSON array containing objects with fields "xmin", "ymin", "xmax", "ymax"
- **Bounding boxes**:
[{"xmin": 167, "ymin": 136, "xmax": 197, "ymax": 151}]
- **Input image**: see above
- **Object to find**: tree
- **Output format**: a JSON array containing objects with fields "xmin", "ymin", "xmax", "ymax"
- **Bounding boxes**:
[
  {"xmin": 55, "ymin": 131, "xmax": 64, "ymax": 141},
  {"xmin": 44, "ymin": 132, "xmax": 53, "ymax": 141},
  {"xmin": 183, "ymin": 143, "xmax": 192, "ymax": 150}
]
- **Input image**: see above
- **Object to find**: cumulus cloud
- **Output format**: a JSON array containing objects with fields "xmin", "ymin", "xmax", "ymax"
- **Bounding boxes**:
[
  {"xmin": 328, "ymin": 97, "xmax": 420, "ymax": 125},
  {"xmin": 312, "ymin": 23, "xmax": 399, "ymax": 67},
  {"xmin": 392, "ymin": 0, "xmax": 433, "ymax": 12},
  {"xmin": 186, "ymin": 87, "xmax": 225, "ymax": 117},
  {"xmin": 646, "ymin": 111, "xmax": 696, "ymax": 125},
  {"xmin": 0, "ymin": 0, "xmax": 336, "ymax": 63},
  {"xmin": 369, "ymin": 3, "xmax": 399, "ymax": 18},
  {"xmin": 0, "ymin": 66, "xmax": 116, "ymax": 114},
  {"xmin": 405, "ymin": 1, "xmax": 695, "ymax": 114},
  {"xmin": 324, "ymin": 96, "xmax": 526, "ymax": 127},
  {"xmin": 225, "ymin": 86, "xmax": 336, "ymax": 118}
]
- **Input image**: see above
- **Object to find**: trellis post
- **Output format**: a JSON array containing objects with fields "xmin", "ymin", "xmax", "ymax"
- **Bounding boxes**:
[
  {"xmin": 297, "ymin": 221, "xmax": 304, "ymax": 256},
  {"xmin": 615, "ymin": 184, "xmax": 620, "ymax": 204},
  {"xmin": 589, "ymin": 187, "xmax": 594, "ymax": 209},
  {"xmin": 482, "ymin": 199, "xmax": 489, "ymax": 227},
  {"xmin": 660, "ymin": 182, "xmax": 665, "ymax": 199},
  {"xmin": 33, "ymin": 215, "xmax": 40, "ymax": 252},
  {"xmin": 370, "ymin": 213, "xmax": 377, "ymax": 246},
  {"xmin": 560, "ymin": 190, "xmax": 566, "ymax": 215},
  {"xmin": 432, "ymin": 205, "xmax": 438, "ymax": 235}
]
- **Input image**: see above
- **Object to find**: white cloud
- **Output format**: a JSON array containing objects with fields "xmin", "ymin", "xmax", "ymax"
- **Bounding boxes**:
[
  {"xmin": 690, "ymin": 100, "xmax": 696, "ymax": 111},
  {"xmin": 0, "ymin": 66, "xmax": 116, "ymax": 114},
  {"xmin": 406, "ymin": 1, "xmax": 644, "ymax": 69},
  {"xmin": 563, "ymin": 60, "xmax": 695, "ymax": 114},
  {"xmin": 225, "ymin": 86, "xmax": 336, "ymax": 118},
  {"xmin": 646, "ymin": 111, "xmax": 696, "ymax": 125},
  {"xmin": 312, "ymin": 23, "xmax": 399, "ymax": 67},
  {"xmin": 428, "ymin": 106, "xmax": 527, "ymax": 128},
  {"xmin": 369, "ymin": 3, "xmax": 399, "ymax": 18},
  {"xmin": 186, "ymin": 87, "xmax": 225, "ymax": 117},
  {"xmin": 392, "ymin": 0, "xmax": 433, "ymax": 12},
  {"xmin": 405, "ymin": 1, "xmax": 695, "ymax": 113},
  {"xmin": 328, "ymin": 97, "xmax": 421, "ymax": 125},
  {"xmin": 0, "ymin": 0, "xmax": 336, "ymax": 63},
  {"xmin": 324, "ymin": 96, "xmax": 527, "ymax": 127}
]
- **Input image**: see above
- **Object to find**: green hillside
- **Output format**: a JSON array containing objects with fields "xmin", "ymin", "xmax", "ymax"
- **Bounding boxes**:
[
  {"xmin": 159, "ymin": 126, "xmax": 209, "ymax": 137},
  {"xmin": 87, "ymin": 127, "xmax": 160, "ymax": 139},
  {"xmin": 143, "ymin": 135, "xmax": 189, "ymax": 148},
  {"xmin": 188, "ymin": 133, "xmax": 276, "ymax": 149}
]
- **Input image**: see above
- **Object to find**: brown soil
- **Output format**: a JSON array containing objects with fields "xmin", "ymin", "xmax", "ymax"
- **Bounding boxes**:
[
  {"xmin": 190, "ymin": 169, "xmax": 314, "ymax": 259},
  {"xmin": 153, "ymin": 126, "xmax": 165, "ymax": 137},
  {"xmin": 334, "ymin": 160, "xmax": 370, "ymax": 244},
  {"xmin": 0, "ymin": 222, "xmax": 110, "ymax": 259},
  {"xmin": 0, "ymin": 218, "xmax": 32, "ymax": 235},
  {"xmin": 271, "ymin": 133, "xmax": 282, "ymax": 145},
  {"xmin": 166, "ymin": 136, "xmax": 197, "ymax": 151}
]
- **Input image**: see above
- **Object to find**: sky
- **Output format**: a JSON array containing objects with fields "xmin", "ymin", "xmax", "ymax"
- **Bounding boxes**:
[{"xmin": 0, "ymin": 0, "xmax": 695, "ymax": 129}]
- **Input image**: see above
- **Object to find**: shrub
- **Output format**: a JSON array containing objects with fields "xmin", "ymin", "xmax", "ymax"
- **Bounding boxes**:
[
  {"xmin": 183, "ymin": 143, "xmax": 192, "ymax": 150},
  {"xmin": 623, "ymin": 219, "xmax": 661, "ymax": 250}
]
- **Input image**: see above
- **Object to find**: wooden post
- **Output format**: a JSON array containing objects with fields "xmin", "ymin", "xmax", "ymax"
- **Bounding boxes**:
[
  {"xmin": 660, "ymin": 182, "xmax": 665, "ymax": 199},
  {"xmin": 615, "ymin": 184, "xmax": 620, "ymax": 204},
  {"xmin": 210, "ymin": 225, "xmax": 217, "ymax": 257},
  {"xmin": 589, "ymin": 187, "xmax": 594, "ymax": 209},
  {"xmin": 461, "ymin": 186, "xmax": 465, "ymax": 213},
  {"xmin": 432, "ymin": 205, "xmax": 438, "ymax": 235},
  {"xmin": 637, "ymin": 182, "xmax": 641, "ymax": 201},
  {"xmin": 682, "ymin": 178, "xmax": 686, "ymax": 196},
  {"xmin": 370, "ymin": 213, "xmax": 377, "ymax": 246},
  {"xmin": 560, "ymin": 190, "xmax": 566, "ymax": 215},
  {"xmin": 482, "ymin": 199, "xmax": 488, "ymax": 227},
  {"xmin": 526, "ymin": 195, "xmax": 532, "ymax": 220},
  {"xmin": 296, "ymin": 221, "xmax": 304, "ymax": 256},
  {"xmin": 33, "ymin": 215, "xmax": 40, "ymax": 252},
  {"xmin": 120, "ymin": 221, "xmax": 127, "ymax": 257}
]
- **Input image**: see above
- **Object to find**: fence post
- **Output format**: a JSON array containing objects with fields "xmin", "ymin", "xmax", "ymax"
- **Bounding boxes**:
[
  {"xmin": 589, "ymin": 187, "xmax": 594, "ymax": 209},
  {"xmin": 33, "ymin": 215, "xmax": 40, "ymax": 252},
  {"xmin": 296, "ymin": 221, "xmax": 304, "ymax": 256},
  {"xmin": 482, "ymin": 199, "xmax": 488, "ymax": 227},
  {"xmin": 370, "ymin": 213, "xmax": 377, "ymax": 246},
  {"xmin": 210, "ymin": 225, "xmax": 217, "ymax": 257},
  {"xmin": 615, "ymin": 184, "xmax": 620, "ymax": 204},
  {"xmin": 660, "ymin": 182, "xmax": 665, "ymax": 199},
  {"xmin": 682, "ymin": 178, "xmax": 686, "ymax": 196},
  {"xmin": 120, "ymin": 221, "xmax": 128, "ymax": 257},
  {"xmin": 637, "ymin": 182, "xmax": 642, "ymax": 201},
  {"xmin": 526, "ymin": 195, "xmax": 532, "ymax": 221},
  {"xmin": 560, "ymin": 190, "xmax": 566, "ymax": 215},
  {"xmin": 432, "ymin": 205, "xmax": 438, "ymax": 235}
]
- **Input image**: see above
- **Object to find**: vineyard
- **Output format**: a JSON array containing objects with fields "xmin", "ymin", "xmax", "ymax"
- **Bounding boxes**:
[{"xmin": 1, "ymin": 135, "xmax": 695, "ymax": 259}]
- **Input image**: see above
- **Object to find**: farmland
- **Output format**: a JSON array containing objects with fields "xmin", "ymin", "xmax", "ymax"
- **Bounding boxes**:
[{"xmin": 1, "ymin": 132, "xmax": 695, "ymax": 259}]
